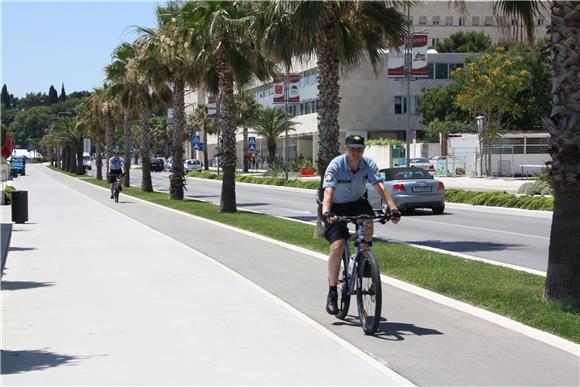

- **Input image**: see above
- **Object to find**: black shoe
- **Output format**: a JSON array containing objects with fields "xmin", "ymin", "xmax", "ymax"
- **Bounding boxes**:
[
  {"xmin": 110, "ymin": 194, "xmax": 114, "ymax": 199},
  {"xmin": 326, "ymin": 290, "xmax": 339, "ymax": 315}
]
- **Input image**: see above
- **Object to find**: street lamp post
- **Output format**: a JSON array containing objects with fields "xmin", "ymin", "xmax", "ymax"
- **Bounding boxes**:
[{"xmin": 476, "ymin": 115, "xmax": 485, "ymax": 177}]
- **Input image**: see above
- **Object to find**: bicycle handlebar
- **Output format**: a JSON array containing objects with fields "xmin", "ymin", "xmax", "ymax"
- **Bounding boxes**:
[{"xmin": 336, "ymin": 211, "xmax": 399, "ymax": 225}]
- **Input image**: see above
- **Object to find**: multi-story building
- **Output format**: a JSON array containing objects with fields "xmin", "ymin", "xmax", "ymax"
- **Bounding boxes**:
[{"xmin": 183, "ymin": 1, "xmax": 550, "ymax": 165}]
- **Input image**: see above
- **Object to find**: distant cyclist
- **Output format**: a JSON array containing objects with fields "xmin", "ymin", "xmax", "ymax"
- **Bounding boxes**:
[
  {"xmin": 321, "ymin": 135, "xmax": 401, "ymax": 315},
  {"xmin": 108, "ymin": 151, "xmax": 125, "ymax": 199}
]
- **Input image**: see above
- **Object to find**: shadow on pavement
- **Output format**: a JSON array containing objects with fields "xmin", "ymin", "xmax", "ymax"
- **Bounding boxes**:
[
  {"xmin": 8, "ymin": 247, "xmax": 37, "ymax": 252},
  {"xmin": 1, "ymin": 281, "xmax": 55, "ymax": 291},
  {"xmin": 288, "ymin": 215, "xmax": 317, "ymax": 222},
  {"xmin": 237, "ymin": 203, "xmax": 270, "ymax": 207},
  {"xmin": 1, "ymin": 349, "xmax": 78, "ymax": 375},
  {"xmin": 409, "ymin": 240, "xmax": 521, "ymax": 253},
  {"xmin": 333, "ymin": 317, "xmax": 443, "ymax": 341}
]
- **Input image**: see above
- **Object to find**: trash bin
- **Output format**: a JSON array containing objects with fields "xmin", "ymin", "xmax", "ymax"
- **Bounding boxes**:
[{"xmin": 11, "ymin": 191, "xmax": 28, "ymax": 224}]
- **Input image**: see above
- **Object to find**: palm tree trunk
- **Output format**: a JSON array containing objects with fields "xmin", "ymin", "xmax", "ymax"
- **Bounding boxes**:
[
  {"xmin": 105, "ymin": 110, "xmax": 113, "ymax": 172},
  {"xmin": 139, "ymin": 97, "xmax": 153, "ymax": 192},
  {"xmin": 315, "ymin": 15, "xmax": 341, "ymax": 236},
  {"xmin": 544, "ymin": 1, "xmax": 580, "ymax": 302},
  {"xmin": 243, "ymin": 127, "xmax": 249, "ymax": 173},
  {"xmin": 95, "ymin": 140, "xmax": 103, "ymax": 180},
  {"xmin": 170, "ymin": 76, "xmax": 186, "ymax": 200},
  {"xmin": 76, "ymin": 146, "xmax": 84, "ymax": 175},
  {"xmin": 123, "ymin": 112, "xmax": 131, "ymax": 187},
  {"xmin": 218, "ymin": 41, "xmax": 237, "ymax": 213},
  {"xmin": 268, "ymin": 140, "xmax": 277, "ymax": 166}
]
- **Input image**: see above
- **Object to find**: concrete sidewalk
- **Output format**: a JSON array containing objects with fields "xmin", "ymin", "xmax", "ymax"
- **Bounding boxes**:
[
  {"xmin": 1, "ymin": 165, "xmax": 407, "ymax": 385},
  {"xmin": 2, "ymin": 165, "xmax": 578, "ymax": 386}
]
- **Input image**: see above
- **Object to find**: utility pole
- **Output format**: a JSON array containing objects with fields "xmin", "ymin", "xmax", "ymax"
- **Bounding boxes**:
[
  {"xmin": 405, "ymin": 3, "xmax": 411, "ymax": 167},
  {"xmin": 284, "ymin": 68, "xmax": 289, "ymax": 180}
]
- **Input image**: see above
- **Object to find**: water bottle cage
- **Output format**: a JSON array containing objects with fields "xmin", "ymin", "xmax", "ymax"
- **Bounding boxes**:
[{"xmin": 354, "ymin": 240, "xmax": 373, "ymax": 247}]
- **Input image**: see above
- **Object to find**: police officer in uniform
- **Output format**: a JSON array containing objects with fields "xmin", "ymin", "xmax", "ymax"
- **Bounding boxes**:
[{"xmin": 321, "ymin": 135, "xmax": 400, "ymax": 315}]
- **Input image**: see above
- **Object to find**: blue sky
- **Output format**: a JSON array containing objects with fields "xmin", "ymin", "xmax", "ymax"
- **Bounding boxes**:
[{"xmin": 2, "ymin": 0, "xmax": 162, "ymax": 98}]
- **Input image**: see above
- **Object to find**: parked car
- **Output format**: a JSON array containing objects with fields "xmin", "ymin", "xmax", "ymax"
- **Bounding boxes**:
[
  {"xmin": 184, "ymin": 159, "xmax": 202, "ymax": 172},
  {"xmin": 367, "ymin": 167, "xmax": 445, "ymax": 214},
  {"xmin": 164, "ymin": 158, "xmax": 173, "ymax": 172},
  {"xmin": 395, "ymin": 157, "xmax": 435, "ymax": 173},
  {"xmin": 82, "ymin": 152, "xmax": 92, "ymax": 171},
  {"xmin": 150, "ymin": 158, "xmax": 164, "ymax": 172}
]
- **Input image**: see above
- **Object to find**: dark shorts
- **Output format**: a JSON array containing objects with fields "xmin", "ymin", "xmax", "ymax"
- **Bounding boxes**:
[
  {"xmin": 323, "ymin": 197, "xmax": 374, "ymax": 243},
  {"xmin": 109, "ymin": 169, "xmax": 122, "ymax": 183}
]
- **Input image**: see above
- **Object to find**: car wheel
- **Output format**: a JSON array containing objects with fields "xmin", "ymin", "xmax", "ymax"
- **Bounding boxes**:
[{"xmin": 432, "ymin": 204, "xmax": 445, "ymax": 215}]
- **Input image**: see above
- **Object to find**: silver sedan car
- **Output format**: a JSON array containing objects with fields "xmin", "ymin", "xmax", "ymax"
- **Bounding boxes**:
[{"xmin": 367, "ymin": 167, "xmax": 445, "ymax": 214}]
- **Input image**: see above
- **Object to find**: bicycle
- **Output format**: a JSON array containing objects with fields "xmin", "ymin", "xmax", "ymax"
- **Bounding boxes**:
[
  {"xmin": 334, "ymin": 211, "xmax": 396, "ymax": 334},
  {"xmin": 112, "ymin": 174, "xmax": 123, "ymax": 203}
]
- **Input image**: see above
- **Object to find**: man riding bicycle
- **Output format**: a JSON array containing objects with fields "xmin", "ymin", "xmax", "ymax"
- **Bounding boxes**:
[
  {"xmin": 108, "ymin": 151, "xmax": 125, "ymax": 199},
  {"xmin": 321, "ymin": 135, "xmax": 401, "ymax": 315}
]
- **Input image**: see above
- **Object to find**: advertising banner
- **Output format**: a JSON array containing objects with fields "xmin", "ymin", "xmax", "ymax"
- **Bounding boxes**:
[
  {"xmin": 387, "ymin": 44, "xmax": 405, "ymax": 77},
  {"xmin": 288, "ymin": 74, "xmax": 300, "ymax": 103},
  {"xmin": 273, "ymin": 75, "xmax": 285, "ymax": 104},
  {"xmin": 412, "ymin": 34, "xmax": 428, "ymax": 77},
  {"xmin": 387, "ymin": 34, "xmax": 429, "ymax": 78},
  {"xmin": 207, "ymin": 95, "xmax": 218, "ymax": 118}
]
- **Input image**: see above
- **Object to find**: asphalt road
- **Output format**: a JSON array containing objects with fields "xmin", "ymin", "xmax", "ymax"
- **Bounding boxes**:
[{"xmin": 92, "ymin": 168, "xmax": 551, "ymax": 273}]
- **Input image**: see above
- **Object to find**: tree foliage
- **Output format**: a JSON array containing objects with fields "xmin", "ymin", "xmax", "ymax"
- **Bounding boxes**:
[
  {"xmin": 436, "ymin": 31, "xmax": 492, "ymax": 53},
  {"xmin": 47, "ymin": 85, "xmax": 59, "ymax": 105},
  {"xmin": 1, "ymin": 84, "xmax": 10, "ymax": 109},
  {"xmin": 59, "ymin": 83, "xmax": 67, "ymax": 102}
]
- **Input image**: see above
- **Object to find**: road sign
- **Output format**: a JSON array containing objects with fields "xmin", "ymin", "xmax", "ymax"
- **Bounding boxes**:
[
  {"xmin": 248, "ymin": 137, "xmax": 256, "ymax": 151},
  {"xmin": 114, "ymin": 144, "xmax": 120, "ymax": 152},
  {"xmin": 192, "ymin": 143, "xmax": 204, "ymax": 151},
  {"xmin": 192, "ymin": 135, "xmax": 200, "ymax": 144}
]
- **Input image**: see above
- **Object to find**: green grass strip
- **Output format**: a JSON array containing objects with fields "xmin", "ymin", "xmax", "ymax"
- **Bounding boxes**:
[{"xmin": 53, "ymin": 167, "xmax": 578, "ymax": 342}]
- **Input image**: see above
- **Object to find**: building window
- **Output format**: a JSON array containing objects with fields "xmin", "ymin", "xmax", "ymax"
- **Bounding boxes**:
[
  {"xmin": 445, "ymin": 16, "xmax": 453, "ymax": 25},
  {"xmin": 485, "ymin": 16, "xmax": 493, "ymax": 26},
  {"xmin": 432, "ymin": 16, "xmax": 440, "ymax": 26},
  {"xmin": 435, "ymin": 63, "xmax": 449, "ymax": 79},
  {"xmin": 419, "ymin": 16, "xmax": 427, "ymax": 26},
  {"xmin": 394, "ymin": 96, "xmax": 407, "ymax": 114},
  {"xmin": 427, "ymin": 63, "xmax": 435, "ymax": 79},
  {"xmin": 538, "ymin": 18, "xmax": 545, "ymax": 26},
  {"xmin": 511, "ymin": 19, "xmax": 519, "ymax": 26},
  {"xmin": 431, "ymin": 38, "xmax": 440, "ymax": 48},
  {"xmin": 411, "ymin": 96, "xmax": 420, "ymax": 114},
  {"xmin": 458, "ymin": 17, "xmax": 465, "ymax": 26},
  {"xmin": 472, "ymin": 16, "xmax": 480, "ymax": 26}
]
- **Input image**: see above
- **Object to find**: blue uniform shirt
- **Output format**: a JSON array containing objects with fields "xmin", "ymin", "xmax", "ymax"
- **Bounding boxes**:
[
  {"xmin": 109, "ymin": 156, "xmax": 124, "ymax": 170},
  {"xmin": 322, "ymin": 155, "xmax": 383, "ymax": 203}
]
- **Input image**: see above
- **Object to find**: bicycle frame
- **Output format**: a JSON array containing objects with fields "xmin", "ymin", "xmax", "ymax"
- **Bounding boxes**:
[{"xmin": 342, "ymin": 219, "xmax": 372, "ymax": 296}]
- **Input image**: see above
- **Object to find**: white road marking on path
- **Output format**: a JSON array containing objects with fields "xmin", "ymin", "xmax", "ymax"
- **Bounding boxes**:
[
  {"xmin": 55, "ymin": 168, "xmax": 578, "ymax": 358},
  {"xmin": 51, "ymin": 168, "xmax": 415, "ymax": 386},
  {"xmin": 402, "ymin": 217, "xmax": 550, "ymax": 240}
]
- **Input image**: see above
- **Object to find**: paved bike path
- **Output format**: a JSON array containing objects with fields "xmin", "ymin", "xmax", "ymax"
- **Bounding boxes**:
[
  {"xmin": 4, "ymin": 165, "xmax": 578, "ymax": 386},
  {"xmin": 2, "ymin": 165, "xmax": 407, "ymax": 385}
]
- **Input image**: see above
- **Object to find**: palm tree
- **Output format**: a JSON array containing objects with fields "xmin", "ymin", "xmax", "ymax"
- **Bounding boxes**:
[
  {"xmin": 253, "ymin": 107, "xmax": 295, "ymax": 166},
  {"xmin": 259, "ymin": 1, "xmax": 406, "ymax": 236},
  {"xmin": 135, "ymin": 4, "xmax": 205, "ymax": 200},
  {"xmin": 453, "ymin": 0, "xmax": 579, "ymax": 302},
  {"xmin": 190, "ymin": 104, "xmax": 218, "ymax": 170},
  {"xmin": 86, "ymin": 88, "xmax": 106, "ymax": 180},
  {"xmin": 235, "ymin": 91, "xmax": 259, "ymax": 173},
  {"xmin": 176, "ymin": 1, "xmax": 274, "ymax": 212}
]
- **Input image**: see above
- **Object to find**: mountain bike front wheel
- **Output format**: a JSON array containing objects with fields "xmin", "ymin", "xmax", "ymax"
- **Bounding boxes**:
[
  {"xmin": 335, "ymin": 259, "xmax": 351, "ymax": 320},
  {"xmin": 356, "ymin": 251, "xmax": 382, "ymax": 334},
  {"xmin": 114, "ymin": 181, "xmax": 120, "ymax": 203}
]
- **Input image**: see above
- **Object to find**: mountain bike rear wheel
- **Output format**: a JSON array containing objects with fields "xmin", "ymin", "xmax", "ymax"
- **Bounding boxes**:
[
  {"xmin": 335, "ymin": 259, "xmax": 351, "ymax": 320},
  {"xmin": 356, "ymin": 251, "xmax": 382, "ymax": 334}
]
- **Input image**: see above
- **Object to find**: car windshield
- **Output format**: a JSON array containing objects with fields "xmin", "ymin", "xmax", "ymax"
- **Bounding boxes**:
[
  {"xmin": 382, "ymin": 168, "xmax": 433, "ymax": 180},
  {"xmin": 411, "ymin": 158, "xmax": 430, "ymax": 163}
]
